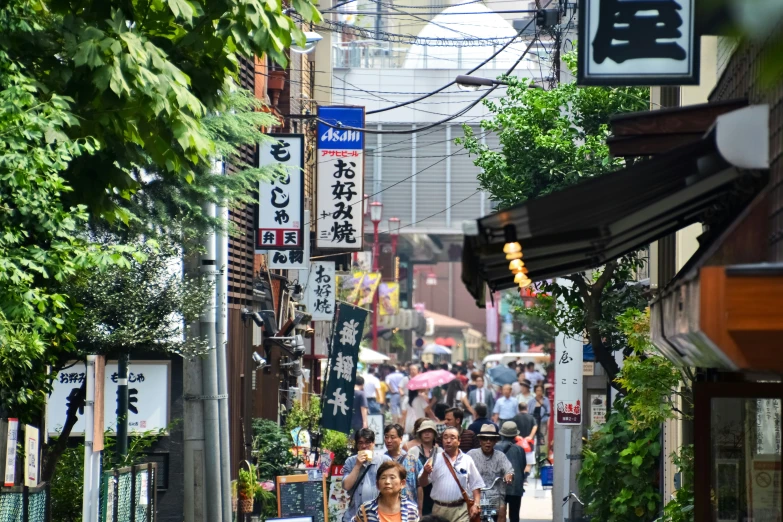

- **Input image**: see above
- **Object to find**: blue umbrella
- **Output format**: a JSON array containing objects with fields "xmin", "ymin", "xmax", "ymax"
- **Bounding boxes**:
[{"xmin": 488, "ymin": 365, "xmax": 518, "ymax": 386}]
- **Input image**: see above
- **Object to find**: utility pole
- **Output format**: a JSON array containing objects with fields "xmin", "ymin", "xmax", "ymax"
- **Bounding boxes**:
[
  {"xmin": 116, "ymin": 353, "xmax": 129, "ymax": 459},
  {"xmin": 200, "ymin": 198, "xmax": 223, "ymax": 522}
]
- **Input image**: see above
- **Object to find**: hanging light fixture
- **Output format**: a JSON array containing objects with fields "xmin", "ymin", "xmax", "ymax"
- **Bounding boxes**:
[
  {"xmin": 514, "ymin": 272, "xmax": 530, "ymax": 284},
  {"xmin": 506, "ymin": 250, "xmax": 523, "ymax": 261},
  {"xmin": 509, "ymin": 259, "xmax": 525, "ymax": 272},
  {"xmin": 502, "ymin": 224, "xmax": 521, "ymax": 257},
  {"xmin": 518, "ymin": 278, "xmax": 533, "ymax": 288}
]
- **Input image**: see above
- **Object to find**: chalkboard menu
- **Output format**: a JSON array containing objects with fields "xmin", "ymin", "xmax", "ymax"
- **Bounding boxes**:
[{"xmin": 277, "ymin": 474, "xmax": 328, "ymax": 522}]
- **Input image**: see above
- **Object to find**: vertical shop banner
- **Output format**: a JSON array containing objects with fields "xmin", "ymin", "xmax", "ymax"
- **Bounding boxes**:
[
  {"xmin": 555, "ymin": 335, "xmax": 583, "ymax": 425},
  {"xmin": 257, "ymin": 134, "xmax": 305, "ymax": 251},
  {"xmin": 322, "ymin": 303, "xmax": 369, "ymax": 434},
  {"xmin": 316, "ymin": 106, "xmax": 365, "ymax": 250},
  {"xmin": 379, "ymin": 282, "xmax": 399, "ymax": 316},
  {"xmin": 24, "ymin": 425, "xmax": 38, "ymax": 487},
  {"xmin": 268, "ymin": 210, "xmax": 311, "ymax": 269},
  {"xmin": 303, "ymin": 262, "xmax": 336, "ymax": 321},
  {"xmin": 578, "ymin": 0, "xmax": 698, "ymax": 86},
  {"xmin": 4, "ymin": 419, "xmax": 18, "ymax": 486}
]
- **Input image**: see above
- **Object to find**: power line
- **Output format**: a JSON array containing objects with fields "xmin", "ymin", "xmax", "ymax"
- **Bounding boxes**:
[{"xmin": 316, "ymin": 33, "xmax": 542, "ymax": 134}]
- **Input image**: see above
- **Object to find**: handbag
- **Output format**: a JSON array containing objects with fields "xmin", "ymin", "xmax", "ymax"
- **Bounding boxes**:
[{"xmin": 442, "ymin": 452, "xmax": 480, "ymax": 522}]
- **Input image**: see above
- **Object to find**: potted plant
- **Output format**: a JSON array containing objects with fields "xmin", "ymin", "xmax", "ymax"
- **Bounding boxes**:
[
  {"xmin": 236, "ymin": 464, "xmax": 259, "ymax": 514},
  {"xmin": 322, "ymin": 429, "xmax": 350, "ymax": 475},
  {"xmin": 267, "ymin": 69, "xmax": 287, "ymax": 91}
]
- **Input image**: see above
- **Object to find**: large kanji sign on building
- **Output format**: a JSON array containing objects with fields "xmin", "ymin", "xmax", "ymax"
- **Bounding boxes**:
[
  {"xmin": 577, "ymin": 0, "xmax": 699, "ymax": 85},
  {"xmin": 257, "ymin": 134, "xmax": 305, "ymax": 251},
  {"xmin": 316, "ymin": 106, "xmax": 365, "ymax": 250}
]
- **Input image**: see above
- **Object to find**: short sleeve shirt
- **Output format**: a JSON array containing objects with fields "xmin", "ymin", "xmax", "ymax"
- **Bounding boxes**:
[
  {"xmin": 342, "ymin": 452, "xmax": 393, "ymax": 522},
  {"xmin": 493, "ymin": 397, "xmax": 518, "ymax": 420}
]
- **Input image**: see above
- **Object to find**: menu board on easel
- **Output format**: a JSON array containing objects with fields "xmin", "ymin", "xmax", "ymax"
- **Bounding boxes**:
[{"xmin": 277, "ymin": 473, "xmax": 328, "ymax": 522}]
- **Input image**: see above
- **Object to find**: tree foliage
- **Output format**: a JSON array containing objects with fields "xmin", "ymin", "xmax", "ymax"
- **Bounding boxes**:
[
  {"xmin": 458, "ymin": 56, "xmax": 649, "ymax": 382},
  {"xmin": 578, "ymin": 309, "xmax": 693, "ymax": 522},
  {"xmin": 2, "ymin": 0, "xmax": 320, "ymax": 222}
]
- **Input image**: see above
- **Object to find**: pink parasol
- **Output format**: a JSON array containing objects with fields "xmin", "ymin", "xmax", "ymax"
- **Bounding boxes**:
[{"xmin": 407, "ymin": 369, "xmax": 456, "ymax": 390}]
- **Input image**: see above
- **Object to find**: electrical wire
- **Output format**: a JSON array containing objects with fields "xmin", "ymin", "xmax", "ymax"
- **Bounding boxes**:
[{"xmin": 316, "ymin": 33, "xmax": 542, "ymax": 134}]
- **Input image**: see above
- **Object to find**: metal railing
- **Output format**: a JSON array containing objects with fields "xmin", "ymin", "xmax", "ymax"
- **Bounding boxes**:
[
  {"xmin": 100, "ymin": 463, "xmax": 157, "ymax": 522},
  {"xmin": 0, "ymin": 483, "xmax": 50, "ymax": 522}
]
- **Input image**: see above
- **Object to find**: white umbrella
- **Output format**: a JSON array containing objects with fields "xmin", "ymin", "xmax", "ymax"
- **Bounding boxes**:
[
  {"xmin": 422, "ymin": 343, "xmax": 452, "ymax": 355},
  {"xmin": 359, "ymin": 347, "xmax": 391, "ymax": 364}
]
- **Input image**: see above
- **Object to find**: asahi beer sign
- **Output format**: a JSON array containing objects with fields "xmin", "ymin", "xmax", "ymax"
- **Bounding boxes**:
[
  {"xmin": 257, "ymin": 134, "xmax": 305, "ymax": 251},
  {"xmin": 578, "ymin": 0, "xmax": 698, "ymax": 85},
  {"xmin": 316, "ymin": 106, "xmax": 365, "ymax": 250}
]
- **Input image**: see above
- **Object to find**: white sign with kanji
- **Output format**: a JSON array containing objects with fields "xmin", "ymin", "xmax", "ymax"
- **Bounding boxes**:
[
  {"xmin": 267, "ymin": 210, "xmax": 310, "ymax": 269},
  {"xmin": 301, "ymin": 262, "xmax": 336, "ymax": 321},
  {"xmin": 257, "ymin": 134, "xmax": 305, "ymax": 251},
  {"xmin": 316, "ymin": 106, "xmax": 365, "ymax": 250},
  {"xmin": 46, "ymin": 361, "xmax": 170, "ymax": 436},
  {"xmin": 555, "ymin": 335, "xmax": 583, "ymax": 425}
]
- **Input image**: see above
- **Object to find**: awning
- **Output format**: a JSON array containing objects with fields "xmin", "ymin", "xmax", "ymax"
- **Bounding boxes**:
[{"xmin": 462, "ymin": 105, "xmax": 770, "ymax": 303}]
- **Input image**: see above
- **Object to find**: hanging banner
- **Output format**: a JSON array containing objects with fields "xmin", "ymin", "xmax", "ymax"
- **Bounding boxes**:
[
  {"xmin": 555, "ymin": 335, "xmax": 583, "ymax": 425},
  {"xmin": 302, "ymin": 262, "xmax": 336, "ymax": 321},
  {"xmin": 345, "ymin": 272, "xmax": 381, "ymax": 307},
  {"xmin": 316, "ymin": 106, "xmax": 365, "ymax": 250},
  {"xmin": 322, "ymin": 303, "xmax": 369, "ymax": 434},
  {"xmin": 577, "ymin": 0, "xmax": 698, "ymax": 86},
  {"xmin": 257, "ymin": 134, "xmax": 305, "ymax": 251},
  {"xmin": 268, "ymin": 210, "xmax": 311, "ymax": 269},
  {"xmin": 379, "ymin": 282, "xmax": 399, "ymax": 316}
]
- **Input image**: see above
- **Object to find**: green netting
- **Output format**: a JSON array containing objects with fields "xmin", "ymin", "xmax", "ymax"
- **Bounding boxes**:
[
  {"xmin": 0, "ymin": 492, "xmax": 23, "ymax": 521},
  {"xmin": 0, "ymin": 487, "xmax": 48, "ymax": 522},
  {"xmin": 100, "ymin": 466, "xmax": 155, "ymax": 522},
  {"xmin": 27, "ymin": 490, "xmax": 46, "ymax": 522}
]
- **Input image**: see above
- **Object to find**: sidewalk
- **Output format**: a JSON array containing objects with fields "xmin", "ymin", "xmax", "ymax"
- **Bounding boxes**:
[{"xmin": 518, "ymin": 477, "xmax": 553, "ymax": 522}]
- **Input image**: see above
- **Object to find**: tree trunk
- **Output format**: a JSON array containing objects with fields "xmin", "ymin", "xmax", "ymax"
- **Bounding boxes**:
[{"xmin": 41, "ymin": 379, "xmax": 86, "ymax": 482}]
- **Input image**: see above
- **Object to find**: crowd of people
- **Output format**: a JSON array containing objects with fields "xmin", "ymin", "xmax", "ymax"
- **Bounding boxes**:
[{"xmin": 343, "ymin": 360, "xmax": 550, "ymax": 522}]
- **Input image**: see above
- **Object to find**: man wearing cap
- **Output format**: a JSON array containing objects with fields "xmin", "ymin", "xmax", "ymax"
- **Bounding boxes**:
[
  {"xmin": 419, "ymin": 427, "xmax": 484, "ymax": 522},
  {"xmin": 495, "ymin": 422, "xmax": 528, "ymax": 522},
  {"xmin": 467, "ymin": 424, "xmax": 514, "ymax": 522}
]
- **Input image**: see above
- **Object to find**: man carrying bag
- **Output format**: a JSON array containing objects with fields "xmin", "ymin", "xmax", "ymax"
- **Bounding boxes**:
[{"xmin": 419, "ymin": 427, "xmax": 484, "ymax": 522}]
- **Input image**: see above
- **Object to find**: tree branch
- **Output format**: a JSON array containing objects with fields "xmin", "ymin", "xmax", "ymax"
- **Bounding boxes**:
[
  {"xmin": 593, "ymin": 260, "xmax": 617, "ymax": 295},
  {"xmin": 41, "ymin": 379, "xmax": 86, "ymax": 482}
]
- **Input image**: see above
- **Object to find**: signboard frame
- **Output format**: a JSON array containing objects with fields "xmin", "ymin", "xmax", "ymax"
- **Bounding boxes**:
[
  {"xmin": 256, "ymin": 133, "xmax": 306, "ymax": 251},
  {"xmin": 577, "ymin": 0, "xmax": 700, "ymax": 86},
  {"xmin": 555, "ymin": 335, "xmax": 583, "ymax": 425},
  {"xmin": 276, "ymin": 474, "xmax": 329, "ymax": 522}
]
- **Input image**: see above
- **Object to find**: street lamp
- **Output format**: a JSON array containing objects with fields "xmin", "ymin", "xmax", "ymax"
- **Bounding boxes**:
[
  {"xmin": 455, "ymin": 74, "xmax": 542, "ymax": 92},
  {"xmin": 290, "ymin": 31, "xmax": 323, "ymax": 54},
  {"xmin": 370, "ymin": 202, "xmax": 383, "ymax": 352},
  {"xmin": 389, "ymin": 217, "xmax": 400, "ymax": 282}
]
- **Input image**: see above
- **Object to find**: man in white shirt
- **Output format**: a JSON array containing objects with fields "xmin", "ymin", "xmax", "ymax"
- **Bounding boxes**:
[
  {"xmin": 524, "ymin": 362, "xmax": 545, "ymax": 387},
  {"xmin": 386, "ymin": 366, "xmax": 406, "ymax": 423},
  {"xmin": 419, "ymin": 427, "xmax": 484, "ymax": 522},
  {"xmin": 363, "ymin": 368, "xmax": 382, "ymax": 414}
]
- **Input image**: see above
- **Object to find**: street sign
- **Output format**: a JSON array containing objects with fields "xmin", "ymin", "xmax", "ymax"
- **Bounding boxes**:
[
  {"xmin": 316, "ymin": 106, "xmax": 365, "ymax": 250},
  {"xmin": 257, "ymin": 134, "xmax": 305, "ymax": 251},
  {"xmin": 555, "ymin": 336, "xmax": 583, "ymax": 425},
  {"xmin": 47, "ymin": 361, "xmax": 170, "ymax": 436},
  {"xmin": 578, "ymin": 0, "xmax": 699, "ymax": 86}
]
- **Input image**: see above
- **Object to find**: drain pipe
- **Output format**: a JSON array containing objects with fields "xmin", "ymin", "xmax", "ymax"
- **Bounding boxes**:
[
  {"xmin": 215, "ymin": 164, "xmax": 232, "ymax": 522},
  {"xmin": 200, "ymin": 198, "xmax": 222, "ymax": 521}
]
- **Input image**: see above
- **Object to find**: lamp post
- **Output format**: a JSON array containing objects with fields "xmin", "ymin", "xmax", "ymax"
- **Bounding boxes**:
[
  {"xmin": 389, "ymin": 217, "xmax": 400, "ymax": 282},
  {"xmin": 454, "ymin": 74, "xmax": 543, "ymax": 91},
  {"xmin": 370, "ymin": 202, "xmax": 383, "ymax": 352}
]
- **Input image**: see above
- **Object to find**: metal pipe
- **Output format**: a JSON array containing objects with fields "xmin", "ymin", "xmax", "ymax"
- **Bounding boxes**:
[
  {"xmin": 116, "ymin": 353, "xmax": 129, "ymax": 458},
  {"xmin": 82, "ymin": 356, "xmax": 96, "ymax": 522},
  {"xmin": 216, "ymin": 169, "xmax": 232, "ymax": 522},
  {"xmin": 200, "ymin": 198, "xmax": 222, "ymax": 521}
]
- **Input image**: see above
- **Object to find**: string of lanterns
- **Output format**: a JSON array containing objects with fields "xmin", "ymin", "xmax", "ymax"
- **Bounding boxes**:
[{"xmin": 503, "ymin": 225, "xmax": 531, "ymax": 289}]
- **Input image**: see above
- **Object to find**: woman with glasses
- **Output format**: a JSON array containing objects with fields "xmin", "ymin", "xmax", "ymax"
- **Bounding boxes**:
[
  {"xmin": 343, "ymin": 429, "xmax": 393, "ymax": 522},
  {"xmin": 352, "ymin": 461, "xmax": 420, "ymax": 522}
]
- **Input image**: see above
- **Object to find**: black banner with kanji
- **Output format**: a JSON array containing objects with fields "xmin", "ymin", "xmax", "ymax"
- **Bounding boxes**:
[{"xmin": 321, "ymin": 303, "xmax": 368, "ymax": 434}]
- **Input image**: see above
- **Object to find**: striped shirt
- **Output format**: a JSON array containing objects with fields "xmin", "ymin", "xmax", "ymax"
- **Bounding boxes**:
[
  {"xmin": 420, "ymin": 448, "xmax": 485, "ymax": 503},
  {"xmin": 351, "ymin": 496, "xmax": 420, "ymax": 522}
]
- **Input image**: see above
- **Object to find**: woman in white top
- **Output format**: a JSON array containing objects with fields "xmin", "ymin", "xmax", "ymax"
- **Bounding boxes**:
[{"xmin": 403, "ymin": 388, "xmax": 435, "ymax": 436}]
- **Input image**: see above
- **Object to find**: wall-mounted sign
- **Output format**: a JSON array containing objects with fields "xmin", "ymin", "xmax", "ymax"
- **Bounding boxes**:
[
  {"xmin": 268, "ymin": 210, "xmax": 311, "ymax": 270},
  {"xmin": 316, "ymin": 106, "xmax": 365, "ymax": 250},
  {"xmin": 577, "ymin": 0, "xmax": 699, "ymax": 86},
  {"xmin": 257, "ymin": 134, "xmax": 305, "ymax": 251},
  {"xmin": 555, "ymin": 335, "xmax": 583, "ymax": 425},
  {"xmin": 4, "ymin": 419, "xmax": 18, "ymax": 486},
  {"xmin": 301, "ymin": 262, "xmax": 336, "ymax": 321},
  {"xmin": 47, "ymin": 361, "xmax": 170, "ymax": 436},
  {"xmin": 24, "ymin": 425, "xmax": 39, "ymax": 487}
]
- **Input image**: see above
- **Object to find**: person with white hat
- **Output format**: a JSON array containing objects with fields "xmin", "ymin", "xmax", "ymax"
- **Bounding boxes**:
[
  {"xmin": 408, "ymin": 419, "xmax": 439, "ymax": 515},
  {"xmin": 467, "ymin": 424, "xmax": 514, "ymax": 522}
]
